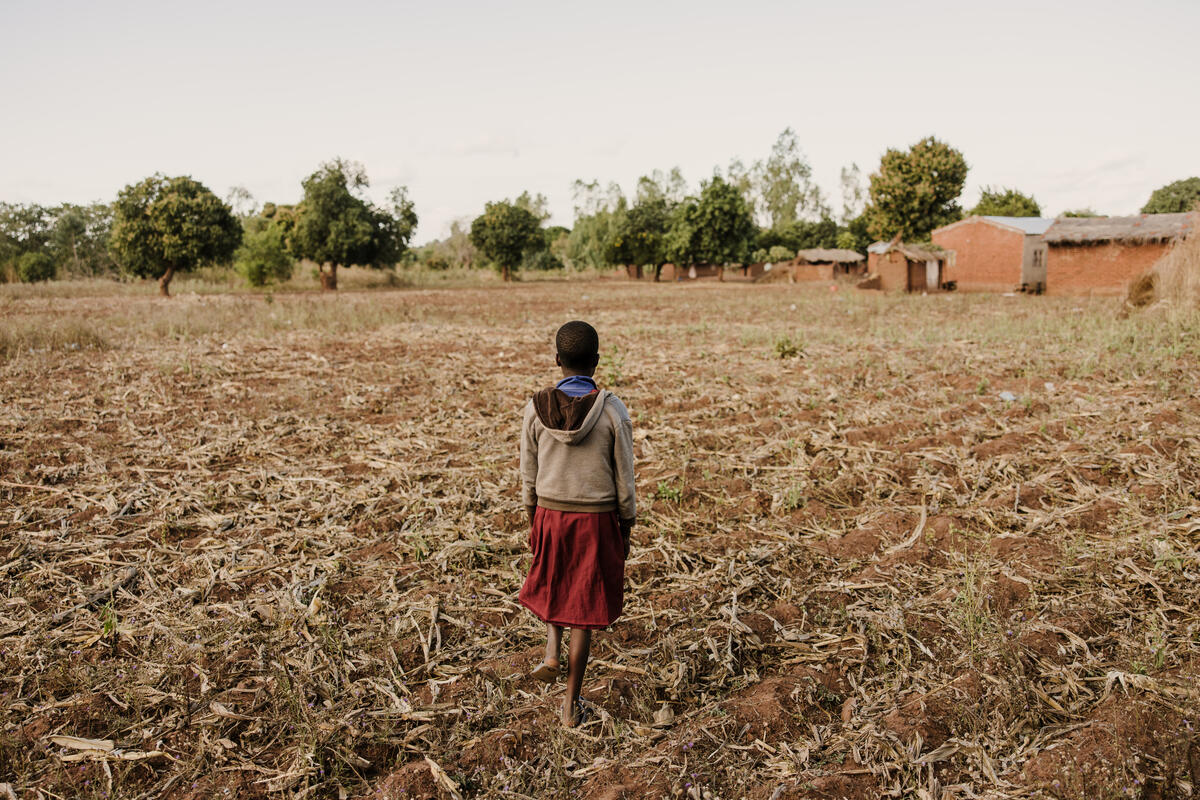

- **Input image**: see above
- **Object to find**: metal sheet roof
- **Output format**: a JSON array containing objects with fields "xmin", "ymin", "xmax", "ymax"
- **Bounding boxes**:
[{"xmin": 981, "ymin": 216, "xmax": 1055, "ymax": 235}]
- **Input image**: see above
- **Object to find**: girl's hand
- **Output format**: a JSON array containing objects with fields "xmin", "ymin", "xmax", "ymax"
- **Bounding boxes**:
[{"xmin": 619, "ymin": 520, "xmax": 633, "ymax": 558}]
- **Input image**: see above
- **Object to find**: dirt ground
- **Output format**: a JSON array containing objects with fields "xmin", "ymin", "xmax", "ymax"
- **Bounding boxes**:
[{"xmin": 1, "ymin": 281, "xmax": 1198, "ymax": 799}]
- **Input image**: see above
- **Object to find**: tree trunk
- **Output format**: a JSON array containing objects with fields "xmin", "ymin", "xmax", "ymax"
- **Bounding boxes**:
[
  {"xmin": 158, "ymin": 266, "xmax": 175, "ymax": 297},
  {"xmin": 320, "ymin": 263, "xmax": 338, "ymax": 291},
  {"xmin": 502, "ymin": 264, "xmax": 511, "ymax": 282},
  {"xmin": 653, "ymin": 264, "xmax": 663, "ymax": 282}
]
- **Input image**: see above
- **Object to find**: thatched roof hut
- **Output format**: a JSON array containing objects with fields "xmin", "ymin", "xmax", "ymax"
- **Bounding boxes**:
[
  {"xmin": 864, "ymin": 239, "xmax": 949, "ymax": 292},
  {"xmin": 794, "ymin": 248, "xmax": 865, "ymax": 264},
  {"xmin": 1044, "ymin": 213, "xmax": 1198, "ymax": 245},
  {"xmin": 1040, "ymin": 212, "xmax": 1199, "ymax": 295}
]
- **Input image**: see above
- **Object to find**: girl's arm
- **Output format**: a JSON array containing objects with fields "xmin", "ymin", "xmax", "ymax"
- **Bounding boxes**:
[
  {"xmin": 613, "ymin": 407, "xmax": 637, "ymax": 530},
  {"xmin": 520, "ymin": 402, "xmax": 539, "ymax": 523}
]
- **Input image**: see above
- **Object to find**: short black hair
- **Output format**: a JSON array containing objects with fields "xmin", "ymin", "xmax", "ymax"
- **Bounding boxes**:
[{"xmin": 556, "ymin": 320, "xmax": 599, "ymax": 370}]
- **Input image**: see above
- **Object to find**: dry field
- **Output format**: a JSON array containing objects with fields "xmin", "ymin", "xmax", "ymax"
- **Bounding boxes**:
[{"xmin": 2, "ymin": 281, "xmax": 1199, "ymax": 800}]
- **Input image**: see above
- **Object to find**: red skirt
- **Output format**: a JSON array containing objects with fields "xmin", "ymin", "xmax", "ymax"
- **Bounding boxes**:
[{"xmin": 519, "ymin": 507, "xmax": 625, "ymax": 630}]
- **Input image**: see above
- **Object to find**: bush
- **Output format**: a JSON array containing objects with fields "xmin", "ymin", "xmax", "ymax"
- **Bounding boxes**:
[
  {"xmin": 235, "ymin": 219, "xmax": 294, "ymax": 287},
  {"xmin": 16, "ymin": 251, "xmax": 55, "ymax": 283}
]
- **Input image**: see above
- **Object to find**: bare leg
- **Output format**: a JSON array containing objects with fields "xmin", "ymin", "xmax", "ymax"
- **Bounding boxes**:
[
  {"xmin": 562, "ymin": 628, "xmax": 592, "ymax": 726},
  {"xmin": 545, "ymin": 624, "xmax": 562, "ymax": 669}
]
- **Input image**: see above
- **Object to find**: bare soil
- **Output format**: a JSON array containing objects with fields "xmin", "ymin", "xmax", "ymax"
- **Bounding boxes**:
[{"xmin": 1, "ymin": 282, "xmax": 1198, "ymax": 798}]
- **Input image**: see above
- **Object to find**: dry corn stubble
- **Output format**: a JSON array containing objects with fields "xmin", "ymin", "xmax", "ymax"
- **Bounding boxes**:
[{"xmin": 1, "ymin": 281, "xmax": 1199, "ymax": 800}]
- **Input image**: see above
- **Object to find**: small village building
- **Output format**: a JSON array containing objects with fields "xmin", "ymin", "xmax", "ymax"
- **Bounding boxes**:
[
  {"xmin": 864, "ymin": 240, "xmax": 949, "ymax": 292},
  {"xmin": 658, "ymin": 263, "xmax": 723, "ymax": 281},
  {"xmin": 1042, "ymin": 213, "xmax": 1198, "ymax": 294},
  {"xmin": 790, "ymin": 248, "xmax": 865, "ymax": 281},
  {"xmin": 625, "ymin": 263, "xmax": 723, "ymax": 281},
  {"xmin": 932, "ymin": 216, "xmax": 1053, "ymax": 293}
]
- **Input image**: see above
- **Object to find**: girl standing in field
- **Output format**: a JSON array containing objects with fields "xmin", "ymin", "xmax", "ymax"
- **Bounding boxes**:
[{"xmin": 518, "ymin": 321, "xmax": 637, "ymax": 728}]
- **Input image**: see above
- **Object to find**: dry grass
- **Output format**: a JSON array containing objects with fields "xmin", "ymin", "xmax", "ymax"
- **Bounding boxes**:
[
  {"xmin": 0, "ymin": 263, "xmax": 623, "ymax": 302},
  {"xmin": 1, "ymin": 283, "xmax": 1198, "ymax": 800},
  {"xmin": 1128, "ymin": 233, "xmax": 1200, "ymax": 311}
]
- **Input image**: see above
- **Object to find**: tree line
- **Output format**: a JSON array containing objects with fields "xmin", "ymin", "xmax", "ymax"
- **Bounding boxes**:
[
  {"xmin": 437, "ymin": 133, "xmax": 1200, "ymax": 282},
  {"xmin": 1, "ymin": 159, "xmax": 417, "ymax": 295},
  {"xmin": 3, "ymin": 137, "xmax": 1199, "ymax": 289}
]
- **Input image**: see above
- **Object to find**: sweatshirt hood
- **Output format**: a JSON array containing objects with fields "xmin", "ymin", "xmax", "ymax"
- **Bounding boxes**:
[{"xmin": 533, "ymin": 388, "xmax": 610, "ymax": 444}]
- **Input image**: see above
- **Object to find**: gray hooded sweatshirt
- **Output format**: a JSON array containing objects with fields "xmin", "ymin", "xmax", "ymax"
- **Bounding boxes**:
[{"xmin": 520, "ymin": 387, "xmax": 636, "ymax": 524}]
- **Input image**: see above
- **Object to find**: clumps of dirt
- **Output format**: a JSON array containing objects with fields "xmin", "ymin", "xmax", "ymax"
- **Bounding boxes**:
[
  {"xmin": 989, "ymin": 535, "xmax": 1061, "ymax": 575},
  {"xmin": 815, "ymin": 527, "xmax": 881, "ymax": 559},
  {"xmin": 842, "ymin": 421, "xmax": 916, "ymax": 445},
  {"xmin": 883, "ymin": 671, "xmax": 983, "ymax": 750},
  {"xmin": 457, "ymin": 725, "xmax": 538, "ymax": 774},
  {"xmin": 751, "ymin": 763, "xmax": 880, "ymax": 800},
  {"xmin": 983, "ymin": 482, "xmax": 1050, "ymax": 511},
  {"xmin": 1066, "ymin": 498, "xmax": 1122, "ymax": 533},
  {"xmin": 1021, "ymin": 696, "xmax": 1200, "ymax": 799},
  {"xmin": 898, "ymin": 433, "xmax": 966, "ymax": 452},
  {"xmin": 973, "ymin": 432, "xmax": 1035, "ymax": 460},
  {"xmin": 988, "ymin": 574, "xmax": 1032, "ymax": 617},
  {"xmin": 358, "ymin": 760, "xmax": 446, "ymax": 800},
  {"xmin": 581, "ymin": 766, "xmax": 660, "ymax": 800},
  {"xmin": 722, "ymin": 665, "xmax": 847, "ymax": 740}
]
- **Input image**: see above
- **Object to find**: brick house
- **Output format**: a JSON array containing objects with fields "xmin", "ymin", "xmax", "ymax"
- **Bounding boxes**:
[
  {"xmin": 932, "ymin": 216, "xmax": 1053, "ymax": 293},
  {"xmin": 791, "ymin": 248, "xmax": 865, "ymax": 281},
  {"xmin": 1042, "ymin": 213, "xmax": 1198, "ymax": 294},
  {"xmin": 864, "ymin": 240, "xmax": 949, "ymax": 292}
]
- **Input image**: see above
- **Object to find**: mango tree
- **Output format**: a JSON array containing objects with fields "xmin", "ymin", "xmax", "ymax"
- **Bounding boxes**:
[
  {"xmin": 110, "ymin": 175, "xmax": 240, "ymax": 296},
  {"xmin": 469, "ymin": 201, "xmax": 542, "ymax": 282},
  {"xmin": 291, "ymin": 159, "xmax": 417, "ymax": 291}
]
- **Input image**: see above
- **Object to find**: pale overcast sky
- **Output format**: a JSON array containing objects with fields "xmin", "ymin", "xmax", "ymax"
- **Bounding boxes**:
[{"xmin": 2, "ymin": 0, "xmax": 1197, "ymax": 241}]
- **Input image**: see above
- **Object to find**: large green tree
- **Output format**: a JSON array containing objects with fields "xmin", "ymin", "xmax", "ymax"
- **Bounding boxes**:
[
  {"xmin": 291, "ymin": 159, "xmax": 418, "ymax": 290},
  {"xmin": 109, "ymin": 175, "xmax": 240, "ymax": 296},
  {"xmin": 1141, "ymin": 178, "xmax": 1200, "ymax": 214},
  {"xmin": 666, "ymin": 177, "xmax": 755, "ymax": 268},
  {"xmin": 624, "ymin": 196, "xmax": 673, "ymax": 280},
  {"xmin": 469, "ymin": 201, "xmax": 543, "ymax": 281},
  {"xmin": 971, "ymin": 186, "xmax": 1041, "ymax": 217},
  {"xmin": 866, "ymin": 136, "xmax": 968, "ymax": 241}
]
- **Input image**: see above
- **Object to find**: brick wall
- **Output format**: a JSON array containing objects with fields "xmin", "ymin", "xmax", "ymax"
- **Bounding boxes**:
[
  {"xmin": 934, "ymin": 218, "xmax": 1026, "ymax": 292},
  {"xmin": 877, "ymin": 252, "xmax": 909, "ymax": 291},
  {"xmin": 793, "ymin": 262, "xmax": 834, "ymax": 282},
  {"xmin": 1046, "ymin": 242, "xmax": 1169, "ymax": 295}
]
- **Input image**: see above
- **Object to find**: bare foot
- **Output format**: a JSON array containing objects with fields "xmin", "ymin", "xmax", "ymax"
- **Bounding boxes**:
[
  {"xmin": 530, "ymin": 659, "xmax": 561, "ymax": 682},
  {"xmin": 561, "ymin": 698, "xmax": 588, "ymax": 728}
]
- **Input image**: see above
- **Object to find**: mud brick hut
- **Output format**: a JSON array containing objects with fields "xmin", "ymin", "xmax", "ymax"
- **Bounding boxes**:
[
  {"xmin": 625, "ymin": 263, "xmax": 724, "ymax": 280},
  {"xmin": 932, "ymin": 216, "xmax": 1053, "ymax": 293},
  {"xmin": 1042, "ymin": 213, "xmax": 1198, "ymax": 294},
  {"xmin": 864, "ymin": 240, "xmax": 949, "ymax": 292},
  {"xmin": 656, "ymin": 263, "xmax": 724, "ymax": 281},
  {"xmin": 791, "ymin": 248, "xmax": 866, "ymax": 281}
]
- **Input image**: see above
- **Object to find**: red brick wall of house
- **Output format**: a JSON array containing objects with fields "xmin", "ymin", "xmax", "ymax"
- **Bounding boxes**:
[
  {"xmin": 793, "ymin": 262, "xmax": 834, "ymax": 282},
  {"xmin": 877, "ymin": 252, "xmax": 910, "ymax": 291},
  {"xmin": 1047, "ymin": 242, "xmax": 1169, "ymax": 295},
  {"xmin": 934, "ymin": 219, "xmax": 1026, "ymax": 292}
]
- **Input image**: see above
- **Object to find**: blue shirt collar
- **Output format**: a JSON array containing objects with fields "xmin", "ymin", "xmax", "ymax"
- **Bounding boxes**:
[{"xmin": 555, "ymin": 375, "xmax": 598, "ymax": 397}]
